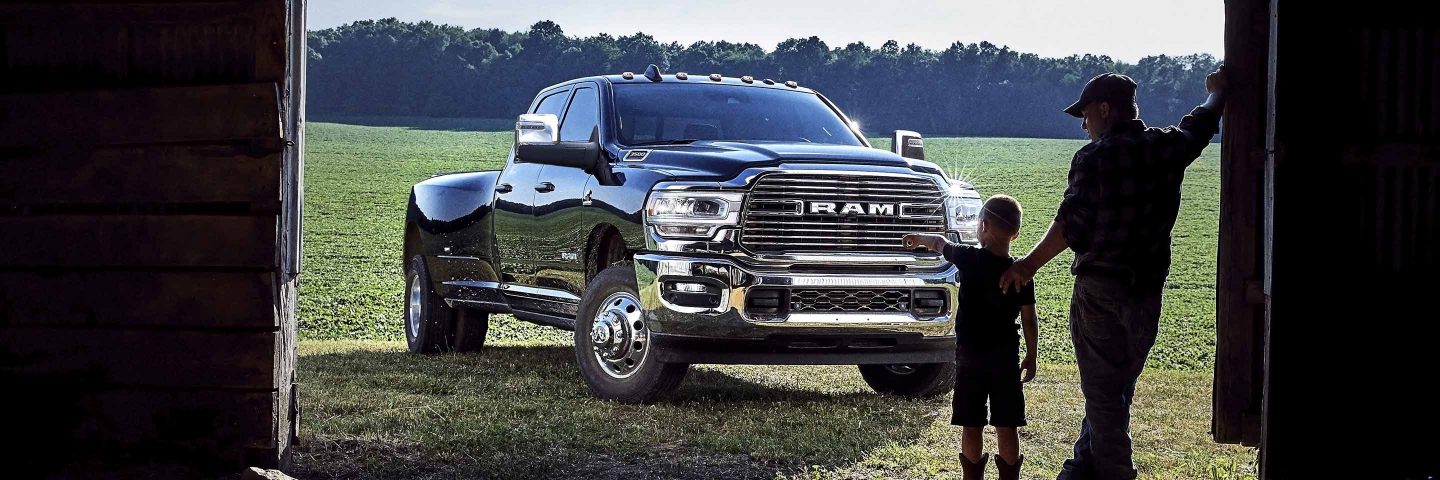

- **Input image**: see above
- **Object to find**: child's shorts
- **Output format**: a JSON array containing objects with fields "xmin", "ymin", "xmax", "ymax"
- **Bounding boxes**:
[{"xmin": 951, "ymin": 343, "xmax": 1026, "ymax": 427}]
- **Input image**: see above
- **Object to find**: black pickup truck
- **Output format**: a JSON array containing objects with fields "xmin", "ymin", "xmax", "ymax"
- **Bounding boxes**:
[{"xmin": 403, "ymin": 65, "xmax": 984, "ymax": 403}]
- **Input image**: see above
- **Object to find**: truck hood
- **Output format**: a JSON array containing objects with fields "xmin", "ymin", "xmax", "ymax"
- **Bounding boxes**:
[{"xmin": 616, "ymin": 141, "xmax": 945, "ymax": 180}]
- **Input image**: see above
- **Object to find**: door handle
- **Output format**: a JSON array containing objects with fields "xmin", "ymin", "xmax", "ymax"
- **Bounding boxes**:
[
  {"xmin": 534, "ymin": 182, "xmax": 555, "ymax": 193},
  {"xmin": 496, "ymin": 183, "xmax": 513, "ymax": 193}
]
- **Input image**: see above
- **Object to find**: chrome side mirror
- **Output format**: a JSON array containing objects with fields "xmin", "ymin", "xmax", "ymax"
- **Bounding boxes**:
[
  {"xmin": 891, "ymin": 130, "xmax": 925, "ymax": 160},
  {"xmin": 515, "ymin": 113, "xmax": 559, "ymax": 146}
]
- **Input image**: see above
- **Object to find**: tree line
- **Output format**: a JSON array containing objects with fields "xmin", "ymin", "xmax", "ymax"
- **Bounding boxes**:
[{"xmin": 308, "ymin": 19, "xmax": 1220, "ymax": 139}]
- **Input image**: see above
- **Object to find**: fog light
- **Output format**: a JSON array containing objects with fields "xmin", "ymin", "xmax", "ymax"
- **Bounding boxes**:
[
  {"xmin": 912, "ymin": 289, "xmax": 947, "ymax": 315},
  {"xmin": 662, "ymin": 279, "xmax": 723, "ymax": 309},
  {"xmin": 745, "ymin": 289, "xmax": 788, "ymax": 316},
  {"xmin": 656, "ymin": 225, "xmax": 712, "ymax": 237},
  {"xmin": 673, "ymin": 282, "xmax": 708, "ymax": 293}
]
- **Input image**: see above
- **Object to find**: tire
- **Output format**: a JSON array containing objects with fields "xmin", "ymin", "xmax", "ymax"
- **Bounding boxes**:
[
  {"xmin": 858, "ymin": 362, "xmax": 956, "ymax": 397},
  {"xmin": 574, "ymin": 262, "xmax": 689, "ymax": 404},
  {"xmin": 452, "ymin": 308, "xmax": 489, "ymax": 353},
  {"xmin": 404, "ymin": 255, "xmax": 456, "ymax": 353}
]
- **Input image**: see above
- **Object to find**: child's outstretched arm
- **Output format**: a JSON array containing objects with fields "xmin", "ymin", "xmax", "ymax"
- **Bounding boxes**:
[
  {"xmin": 902, "ymin": 233, "xmax": 976, "ymax": 267},
  {"xmin": 900, "ymin": 233, "xmax": 948, "ymax": 252},
  {"xmin": 1020, "ymin": 305, "xmax": 1038, "ymax": 383}
]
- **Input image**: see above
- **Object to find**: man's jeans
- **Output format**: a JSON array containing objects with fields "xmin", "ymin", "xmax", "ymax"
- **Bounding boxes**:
[{"xmin": 1056, "ymin": 274, "xmax": 1163, "ymax": 480}]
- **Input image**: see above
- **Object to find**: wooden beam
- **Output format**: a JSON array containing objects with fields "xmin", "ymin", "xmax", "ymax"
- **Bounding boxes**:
[
  {"xmin": 0, "ymin": 328, "xmax": 276, "ymax": 389},
  {"xmin": 1213, "ymin": 0, "xmax": 1269, "ymax": 447},
  {"xmin": 271, "ymin": 0, "xmax": 306, "ymax": 468},
  {"xmin": 0, "ymin": 83, "xmax": 280, "ymax": 147},
  {"xmin": 0, "ymin": 215, "xmax": 276, "ymax": 268},
  {"xmin": 0, "ymin": 271, "xmax": 276, "ymax": 329},
  {"xmin": 0, "ymin": 143, "xmax": 282, "ymax": 209}
]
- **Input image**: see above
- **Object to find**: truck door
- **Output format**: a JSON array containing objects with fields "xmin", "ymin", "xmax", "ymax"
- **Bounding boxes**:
[
  {"xmin": 493, "ymin": 87, "xmax": 569, "ymax": 285},
  {"xmin": 533, "ymin": 84, "xmax": 599, "ymax": 296}
]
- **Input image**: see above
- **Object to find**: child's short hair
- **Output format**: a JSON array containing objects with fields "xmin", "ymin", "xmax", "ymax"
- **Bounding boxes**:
[{"xmin": 980, "ymin": 195, "xmax": 1023, "ymax": 235}]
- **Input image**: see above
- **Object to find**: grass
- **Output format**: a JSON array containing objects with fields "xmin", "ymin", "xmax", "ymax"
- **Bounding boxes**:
[
  {"xmin": 293, "ymin": 334, "xmax": 1256, "ymax": 479},
  {"xmin": 295, "ymin": 119, "xmax": 1253, "ymax": 478}
]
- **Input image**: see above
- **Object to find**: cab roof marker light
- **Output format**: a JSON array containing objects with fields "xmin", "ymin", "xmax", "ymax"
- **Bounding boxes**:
[
  {"xmin": 643, "ymin": 64, "xmax": 663, "ymax": 82},
  {"xmin": 621, "ymin": 72, "xmax": 634, "ymax": 80},
  {"xmin": 709, "ymin": 73, "xmax": 722, "ymax": 81},
  {"xmin": 785, "ymin": 80, "xmax": 798, "ymax": 88},
  {"xmin": 675, "ymin": 72, "xmax": 689, "ymax": 80},
  {"xmin": 740, "ymin": 75, "xmax": 754, "ymax": 83},
  {"xmin": 762, "ymin": 78, "xmax": 775, "ymax": 85}
]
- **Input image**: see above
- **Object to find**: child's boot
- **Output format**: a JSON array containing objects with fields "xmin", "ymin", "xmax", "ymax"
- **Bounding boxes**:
[
  {"xmin": 960, "ymin": 452, "xmax": 987, "ymax": 480},
  {"xmin": 995, "ymin": 454, "xmax": 1023, "ymax": 480}
]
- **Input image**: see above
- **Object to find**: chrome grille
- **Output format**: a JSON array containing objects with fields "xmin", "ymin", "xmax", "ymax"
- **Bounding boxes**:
[
  {"xmin": 790, "ymin": 289, "xmax": 911, "ymax": 313},
  {"xmin": 740, "ymin": 173, "xmax": 947, "ymax": 252}
]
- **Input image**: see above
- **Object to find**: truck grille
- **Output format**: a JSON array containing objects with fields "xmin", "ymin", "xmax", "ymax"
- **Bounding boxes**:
[
  {"xmin": 740, "ymin": 173, "xmax": 947, "ymax": 252},
  {"xmin": 791, "ymin": 289, "xmax": 910, "ymax": 313}
]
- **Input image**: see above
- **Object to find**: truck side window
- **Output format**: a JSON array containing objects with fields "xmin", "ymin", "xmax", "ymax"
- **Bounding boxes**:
[
  {"xmin": 559, "ymin": 87, "xmax": 598, "ymax": 142},
  {"xmin": 534, "ymin": 90, "xmax": 569, "ymax": 116}
]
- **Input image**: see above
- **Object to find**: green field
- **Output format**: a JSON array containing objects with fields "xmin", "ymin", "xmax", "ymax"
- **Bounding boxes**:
[{"xmin": 295, "ymin": 120, "xmax": 1251, "ymax": 479}]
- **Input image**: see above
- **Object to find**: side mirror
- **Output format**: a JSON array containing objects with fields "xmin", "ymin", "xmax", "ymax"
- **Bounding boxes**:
[
  {"xmin": 514, "ymin": 113, "xmax": 601, "ymax": 172},
  {"xmin": 515, "ymin": 113, "xmax": 559, "ymax": 145},
  {"xmin": 891, "ymin": 130, "xmax": 925, "ymax": 160}
]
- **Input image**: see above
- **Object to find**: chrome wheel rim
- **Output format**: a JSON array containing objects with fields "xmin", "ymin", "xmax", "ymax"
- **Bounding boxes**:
[
  {"xmin": 590, "ymin": 292, "xmax": 649, "ymax": 379},
  {"xmin": 408, "ymin": 273, "xmax": 423, "ymax": 339}
]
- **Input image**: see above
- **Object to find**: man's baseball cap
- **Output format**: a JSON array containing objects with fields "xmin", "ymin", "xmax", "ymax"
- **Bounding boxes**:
[{"xmin": 1064, "ymin": 73, "xmax": 1138, "ymax": 118}]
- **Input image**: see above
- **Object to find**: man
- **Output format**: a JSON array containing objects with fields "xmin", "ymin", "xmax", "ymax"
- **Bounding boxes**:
[{"xmin": 999, "ymin": 68, "xmax": 1228, "ymax": 479}]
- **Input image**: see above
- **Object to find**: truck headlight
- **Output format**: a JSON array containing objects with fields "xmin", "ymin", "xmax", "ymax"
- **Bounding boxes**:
[
  {"xmin": 644, "ymin": 191, "xmax": 745, "ymax": 238},
  {"xmin": 945, "ymin": 180, "xmax": 982, "ymax": 242}
]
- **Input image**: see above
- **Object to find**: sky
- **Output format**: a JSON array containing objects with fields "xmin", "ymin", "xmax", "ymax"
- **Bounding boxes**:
[{"xmin": 307, "ymin": 0, "xmax": 1224, "ymax": 63}]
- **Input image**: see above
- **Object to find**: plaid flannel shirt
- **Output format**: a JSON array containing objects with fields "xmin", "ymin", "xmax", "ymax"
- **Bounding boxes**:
[{"xmin": 1056, "ymin": 106, "xmax": 1222, "ymax": 290}]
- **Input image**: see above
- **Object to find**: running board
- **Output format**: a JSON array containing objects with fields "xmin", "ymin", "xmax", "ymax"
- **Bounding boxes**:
[
  {"xmin": 512, "ymin": 309, "xmax": 577, "ymax": 331},
  {"xmin": 441, "ymin": 280, "xmax": 579, "ymax": 318}
]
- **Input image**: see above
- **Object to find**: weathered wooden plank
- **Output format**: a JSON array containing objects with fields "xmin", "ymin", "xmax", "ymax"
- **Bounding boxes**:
[
  {"xmin": 2, "ymin": 22, "xmax": 258, "ymax": 91},
  {"xmin": 0, "ymin": 143, "xmax": 281, "ymax": 208},
  {"xmin": 272, "ymin": 273, "xmax": 298, "ymax": 467},
  {"xmin": 253, "ymin": 0, "xmax": 287, "ymax": 82},
  {"xmin": 0, "ymin": 215, "xmax": 276, "ymax": 268},
  {"xmin": 1342, "ymin": 142, "xmax": 1440, "ymax": 166},
  {"xmin": 0, "ymin": 2, "xmax": 254, "ymax": 25},
  {"xmin": 0, "ymin": 83, "xmax": 280, "ymax": 147},
  {"xmin": 7, "ymin": 388, "xmax": 276, "ymax": 476},
  {"xmin": 0, "ymin": 327, "xmax": 276, "ymax": 389},
  {"xmin": 0, "ymin": 271, "xmax": 276, "ymax": 328}
]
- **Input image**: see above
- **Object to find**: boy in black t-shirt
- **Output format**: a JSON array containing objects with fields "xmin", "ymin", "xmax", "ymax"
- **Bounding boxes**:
[{"xmin": 903, "ymin": 195, "xmax": 1037, "ymax": 480}]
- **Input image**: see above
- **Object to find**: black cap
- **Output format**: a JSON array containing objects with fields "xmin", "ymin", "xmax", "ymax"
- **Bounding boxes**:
[{"xmin": 1064, "ymin": 73, "xmax": 1138, "ymax": 118}]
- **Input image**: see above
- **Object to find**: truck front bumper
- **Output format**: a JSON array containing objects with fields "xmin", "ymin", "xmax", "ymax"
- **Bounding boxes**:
[{"xmin": 634, "ymin": 253, "xmax": 958, "ymax": 365}]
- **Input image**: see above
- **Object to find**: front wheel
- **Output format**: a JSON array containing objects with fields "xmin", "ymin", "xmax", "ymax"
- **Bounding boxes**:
[
  {"xmin": 858, "ymin": 363, "xmax": 956, "ymax": 397},
  {"xmin": 574, "ymin": 263, "xmax": 689, "ymax": 404}
]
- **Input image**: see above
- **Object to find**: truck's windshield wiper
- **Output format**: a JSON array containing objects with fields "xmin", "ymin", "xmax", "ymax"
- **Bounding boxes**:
[{"xmin": 629, "ymin": 139, "xmax": 701, "ymax": 146}]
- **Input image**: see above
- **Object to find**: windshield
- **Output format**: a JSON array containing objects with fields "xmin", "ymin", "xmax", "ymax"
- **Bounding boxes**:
[{"xmin": 612, "ymin": 83, "xmax": 863, "ymax": 146}]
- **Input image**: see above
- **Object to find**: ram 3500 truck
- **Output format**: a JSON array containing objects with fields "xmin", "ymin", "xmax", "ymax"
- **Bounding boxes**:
[{"xmin": 404, "ymin": 66, "xmax": 983, "ymax": 403}]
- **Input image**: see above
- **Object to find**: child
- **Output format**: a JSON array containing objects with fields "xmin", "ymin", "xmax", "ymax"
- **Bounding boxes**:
[{"xmin": 902, "ymin": 194, "xmax": 1037, "ymax": 480}]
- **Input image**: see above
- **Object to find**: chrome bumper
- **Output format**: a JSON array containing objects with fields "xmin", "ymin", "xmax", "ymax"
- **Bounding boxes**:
[{"xmin": 633, "ymin": 253, "xmax": 958, "ymax": 339}]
